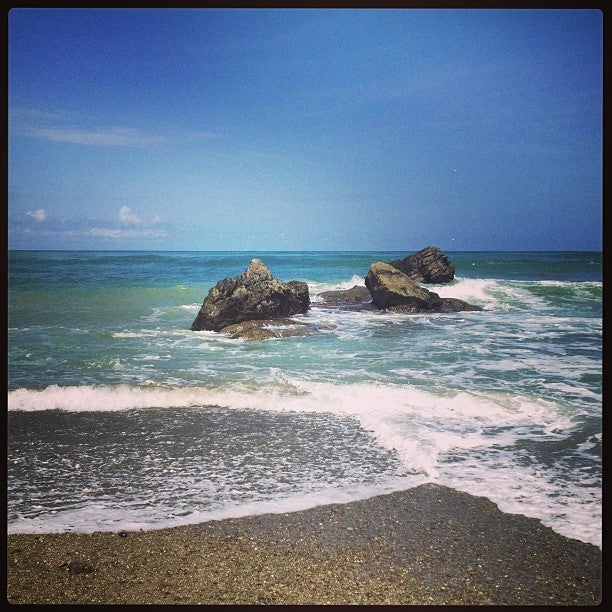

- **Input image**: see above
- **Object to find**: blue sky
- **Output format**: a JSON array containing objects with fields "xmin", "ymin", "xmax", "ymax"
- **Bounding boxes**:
[{"xmin": 8, "ymin": 8, "xmax": 602, "ymax": 251}]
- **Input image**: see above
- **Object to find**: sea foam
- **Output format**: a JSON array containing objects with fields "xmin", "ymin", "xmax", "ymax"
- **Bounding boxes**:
[
  {"xmin": 7, "ymin": 380, "xmax": 597, "ymax": 545},
  {"xmin": 8, "ymin": 380, "xmax": 576, "ymax": 469}
]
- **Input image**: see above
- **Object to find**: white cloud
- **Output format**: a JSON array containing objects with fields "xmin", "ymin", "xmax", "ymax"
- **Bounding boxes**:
[
  {"xmin": 119, "ymin": 206, "xmax": 161, "ymax": 227},
  {"xmin": 11, "ymin": 111, "xmax": 219, "ymax": 149},
  {"xmin": 119, "ymin": 206, "xmax": 143, "ymax": 225},
  {"xmin": 22, "ymin": 126, "xmax": 169, "ymax": 148},
  {"xmin": 26, "ymin": 209, "xmax": 47, "ymax": 222},
  {"xmin": 82, "ymin": 206, "xmax": 166, "ymax": 240},
  {"xmin": 89, "ymin": 227, "xmax": 168, "ymax": 239}
]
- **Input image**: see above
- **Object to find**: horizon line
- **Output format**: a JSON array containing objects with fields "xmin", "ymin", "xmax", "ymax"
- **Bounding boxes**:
[{"xmin": 7, "ymin": 248, "xmax": 603, "ymax": 254}]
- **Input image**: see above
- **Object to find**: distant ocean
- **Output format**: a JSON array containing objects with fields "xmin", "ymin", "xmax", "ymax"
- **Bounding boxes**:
[{"xmin": 7, "ymin": 250, "xmax": 602, "ymax": 548}]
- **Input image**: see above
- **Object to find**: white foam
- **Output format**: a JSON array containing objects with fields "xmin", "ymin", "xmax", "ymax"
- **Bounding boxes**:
[
  {"xmin": 8, "ymin": 379, "xmax": 597, "ymax": 545},
  {"xmin": 309, "ymin": 275, "xmax": 367, "ymax": 302},
  {"xmin": 112, "ymin": 329, "xmax": 191, "ymax": 339},
  {"xmin": 8, "ymin": 380, "xmax": 576, "ymax": 455},
  {"xmin": 431, "ymin": 277, "xmax": 557, "ymax": 311},
  {"xmin": 428, "ymin": 277, "xmax": 499, "ymax": 307},
  {"xmin": 544, "ymin": 382, "xmax": 601, "ymax": 401},
  {"xmin": 437, "ymin": 457, "xmax": 602, "ymax": 548},
  {"xmin": 7, "ymin": 385, "xmax": 214, "ymax": 412},
  {"xmin": 538, "ymin": 280, "xmax": 602, "ymax": 288},
  {"xmin": 6, "ymin": 476, "xmax": 427, "ymax": 535}
]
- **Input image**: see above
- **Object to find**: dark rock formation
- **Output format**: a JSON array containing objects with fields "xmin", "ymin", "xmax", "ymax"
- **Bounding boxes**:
[
  {"xmin": 191, "ymin": 259, "xmax": 310, "ymax": 332},
  {"xmin": 365, "ymin": 262, "xmax": 482, "ymax": 314},
  {"xmin": 221, "ymin": 318, "xmax": 335, "ymax": 340},
  {"xmin": 389, "ymin": 246, "xmax": 455, "ymax": 284},
  {"xmin": 316, "ymin": 285, "xmax": 372, "ymax": 305}
]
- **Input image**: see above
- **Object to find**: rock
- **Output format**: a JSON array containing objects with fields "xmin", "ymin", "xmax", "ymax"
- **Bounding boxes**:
[
  {"xmin": 365, "ymin": 262, "xmax": 437, "ymax": 312},
  {"xmin": 365, "ymin": 262, "xmax": 482, "ymax": 314},
  {"xmin": 221, "ymin": 318, "xmax": 312, "ymax": 340},
  {"xmin": 221, "ymin": 318, "xmax": 336, "ymax": 340},
  {"xmin": 389, "ymin": 246, "xmax": 455, "ymax": 283},
  {"xmin": 316, "ymin": 285, "xmax": 372, "ymax": 305},
  {"xmin": 191, "ymin": 259, "xmax": 310, "ymax": 332},
  {"xmin": 434, "ymin": 297, "xmax": 483, "ymax": 313},
  {"xmin": 63, "ymin": 560, "xmax": 95, "ymax": 575}
]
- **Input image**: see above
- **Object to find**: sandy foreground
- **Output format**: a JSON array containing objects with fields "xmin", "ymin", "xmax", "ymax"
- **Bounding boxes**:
[{"xmin": 6, "ymin": 483, "xmax": 601, "ymax": 605}]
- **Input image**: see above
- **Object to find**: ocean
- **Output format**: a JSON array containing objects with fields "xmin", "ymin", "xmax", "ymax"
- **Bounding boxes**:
[{"xmin": 7, "ymin": 250, "xmax": 602, "ymax": 548}]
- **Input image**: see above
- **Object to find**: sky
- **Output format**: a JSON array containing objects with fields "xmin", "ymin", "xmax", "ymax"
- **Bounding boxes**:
[{"xmin": 7, "ymin": 8, "xmax": 603, "ymax": 251}]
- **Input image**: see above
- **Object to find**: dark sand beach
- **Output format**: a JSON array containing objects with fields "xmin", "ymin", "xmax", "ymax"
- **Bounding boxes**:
[{"xmin": 6, "ymin": 483, "xmax": 601, "ymax": 605}]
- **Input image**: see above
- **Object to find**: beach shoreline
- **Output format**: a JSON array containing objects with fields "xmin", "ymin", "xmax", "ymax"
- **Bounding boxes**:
[{"xmin": 6, "ymin": 483, "xmax": 601, "ymax": 605}]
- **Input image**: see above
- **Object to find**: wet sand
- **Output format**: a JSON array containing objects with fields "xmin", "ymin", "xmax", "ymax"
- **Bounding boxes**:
[{"xmin": 6, "ymin": 483, "xmax": 601, "ymax": 605}]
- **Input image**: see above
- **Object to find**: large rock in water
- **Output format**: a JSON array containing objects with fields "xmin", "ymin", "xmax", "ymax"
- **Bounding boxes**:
[
  {"xmin": 389, "ymin": 246, "xmax": 455, "ymax": 283},
  {"xmin": 365, "ymin": 262, "xmax": 482, "ymax": 314},
  {"xmin": 191, "ymin": 259, "xmax": 310, "ymax": 332}
]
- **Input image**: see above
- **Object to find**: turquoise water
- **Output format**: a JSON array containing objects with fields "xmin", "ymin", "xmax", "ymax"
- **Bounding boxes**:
[{"xmin": 7, "ymin": 250, "xmax": 602, "ymax": 547}]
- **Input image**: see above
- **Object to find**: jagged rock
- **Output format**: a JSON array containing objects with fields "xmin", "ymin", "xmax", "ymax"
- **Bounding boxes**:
[
  {"xmin": 389, "ymin": 246, "xmax": 455, "ymax": 283},
  {"xmin": 365, "ymin": 262, "xmax": 437, "ymax": 311},
  {"xmin": 365, "ymin": 262, "xmax": 482, "ymax": 314},
  {"xmin": 316, "ymin": 285, "xmax": 372, "ymax": 305},
  {"xmin": 191, "ymin": 259, "xmax": 310, "ymax": 332}
]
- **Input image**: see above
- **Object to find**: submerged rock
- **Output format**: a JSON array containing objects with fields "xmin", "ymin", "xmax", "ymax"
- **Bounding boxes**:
[
  {"xmin": 221, "ymin": 318, "xmax": 335, "ymax": 340},
  {"xmin": 389, "ymin": 246, "xmax": 455, "ymax": 284},
  {"xmin": 316, "ymin": 285, "xmax": 372, "ymax": 305},
  {"xmin": 365, "ymin": 262, "xmax": 481, "ymax": 314},
  {"xmin": 191, "ymin": 259, "xmax": 310, "ymax": 332}
]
